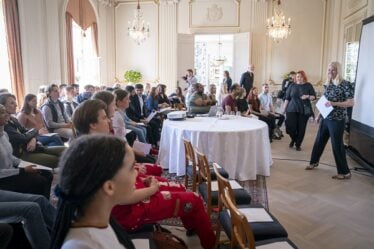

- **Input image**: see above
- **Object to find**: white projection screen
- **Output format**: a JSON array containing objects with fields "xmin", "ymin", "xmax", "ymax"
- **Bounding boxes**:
[{"xmin": 349, "ymin": 15, "xmax": 374, "ymax": 171}]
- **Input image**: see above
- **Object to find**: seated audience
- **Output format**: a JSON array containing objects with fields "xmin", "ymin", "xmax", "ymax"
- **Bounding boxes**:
[
  {"xmin": 146, "ymin": 87, "xmax": 160, "ymax": 113},
  {"xmin": 72, "ymin": 83, "xmax": 80, "ymax": 97},
  {"xmin": 207, "ymin": 84, "xmax": 218, "ymax": 105},
  {"xmin": 237, "ymin": 88, "xmax": 249, "ymax": 114},
  {"xmin": 169, "ymin": 86, "xmax": 185, "ymax": 105},
  {"xmin": 50, "ymin": 135, "xmax": 137, "ymax": 249},
  {"xmin": 0, "ymin": 104, "xmax": 53, "ymax": 198},
  {"xmin": 114, "ymin": 89, "xmax": 147, "ymax": 143},
  {"xmin": 70, "ymin": 101, "xmax": 215, "ymax": 248},
  {"xmin": 1, "ymin": 94, "xmax": 64, "ymax": 169},
  {"xmin": 247, "ymin": 87, "xmax": 277, "ymax": 142},
  {"xmin": 59, "ymin": 83, "xmax": 67, "ymax": 101},
  {"xmin": 41, "ymin": 84, "xmax": 74, "ymax": 139},
  {"xmin": 221, "ymin": 83, "xmax": 241, "ymax": 113},
  {"xmin": 63, "ymin": 86, "xmax": 78, "ymax": 119},
  {"xmin": 259, "ymin": 83, "xmax": 285, "ymax": 137},
  {"xmin": 37, "ymin": 85, "xmax": 48, "ymax": 109},
  {"xmin": 0, "ymin": 190, "xmax": 56, "ymax": 249},
  {"xmin": 157, "ymin": 84, "xmax": 170, "ymax": 108},
  {"xmin": 127, "ymin": 84, "xmax": 161, "ymax": 146},
  {"xmin": 17, "ymin": 94, "xmax": 64, "ymax": 146},
  {"xmin": 92, "ymin": 91, "xmax": 137, "ymax": 146},
  {"xmin": 186, "ymin": 83, "xmax": 215, "ymax": 114},
  {"xmin": 76, "ymin": 84, "xmax": 94, "ymax": 103}
]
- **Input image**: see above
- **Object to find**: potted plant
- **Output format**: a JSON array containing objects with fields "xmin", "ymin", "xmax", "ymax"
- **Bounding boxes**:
[{"xmin": 124, "ymin": 70, "xmax": 142, "ymax": 84}]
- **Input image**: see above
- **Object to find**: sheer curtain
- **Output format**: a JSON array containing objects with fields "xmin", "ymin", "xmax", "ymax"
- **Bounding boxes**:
[{"xmin": 2, "ymin": 0, "xmax": 25, "ymax": 106}]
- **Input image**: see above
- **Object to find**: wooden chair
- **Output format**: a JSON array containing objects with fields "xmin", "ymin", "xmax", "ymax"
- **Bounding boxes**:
[
  {"xmin": 183, "ymin": 139, "xmax": 229, "ymax": 192},
  {"xmin": 213, "ymin": 163, "xmax": 288, "ymax": 247},
  {"xmin": 224, "ymin": 188, "xmax": 298, "ymax": 249},
  {"xmin": 195, "ymin": 149, "xmax": 251, "ymax": 216},
  {"xmin": 183, "ymin": 138, "xmax": 198, "ymax": 192}
]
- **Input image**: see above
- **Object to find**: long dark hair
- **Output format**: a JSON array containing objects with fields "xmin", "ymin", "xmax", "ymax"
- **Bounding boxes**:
[
  {"xmin": 50, "ymin": 135, "xmax": 134, "ymax": 249},
  {"xmin": 149, "ymin": 87, "xmax": 158, "ymax": 100},
  {"xmin": 21, "ymin": 94, "xmax": 39, "ymax": 115},
  {"xmin": 92, "ymin": 91, "xmax": 115, "ymax": 116}
]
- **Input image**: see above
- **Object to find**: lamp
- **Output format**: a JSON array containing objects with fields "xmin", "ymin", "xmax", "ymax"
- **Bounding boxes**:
[
  {"xmin": 128, "ymin": 0, "xmax": 150, "ymax": 45},
  {"xmin": 211, "ymin": 35, "xmax": 226, "ymax": 67},
  {"xmin": 266, "ymin": 0, "xmax": 291, "ymax": 42}
]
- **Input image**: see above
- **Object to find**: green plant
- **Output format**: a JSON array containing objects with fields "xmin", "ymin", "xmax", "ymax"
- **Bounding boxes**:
[{"xmin": 124, "ymin": 70, "xmax": 142, "ymax": 83}]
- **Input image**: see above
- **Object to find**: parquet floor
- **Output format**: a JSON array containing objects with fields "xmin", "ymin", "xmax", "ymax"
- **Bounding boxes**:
[{"xmin": 169, "ymin": 122, "xmax": 374, "ymax": 248}]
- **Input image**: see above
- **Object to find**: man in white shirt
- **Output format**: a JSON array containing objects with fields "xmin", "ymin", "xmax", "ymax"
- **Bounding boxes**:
[{"xmin": 259, "ymin": 83, "xmax": 285, "ymax": 132}]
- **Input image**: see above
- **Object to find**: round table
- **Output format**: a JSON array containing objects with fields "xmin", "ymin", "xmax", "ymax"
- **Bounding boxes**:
[{"xmin": 158, "ymin": 116, "xmax": 272, "ymax": 181}]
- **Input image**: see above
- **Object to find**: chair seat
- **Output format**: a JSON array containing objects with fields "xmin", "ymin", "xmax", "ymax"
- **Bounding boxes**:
[
  {"xmin": 198, "ymin": 182, "xmax": 251, "ymax": 206},
  {"xmin": 219, "ymin": 204, "xmax": 288, "ymax": 241},
  {"xmin": 256, "ymin": 237, "xmax": 298, "ymax": 249},
  {"xmin": 186, "ymin": 164, "xmax": 229, "ymax": 180}
]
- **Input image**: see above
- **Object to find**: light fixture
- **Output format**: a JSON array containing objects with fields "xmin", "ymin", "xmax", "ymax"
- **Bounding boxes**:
[
  {"xmin": 211, "ymin": 35, "xmax": 226, "ymax": 67},
  {"xmin": 128, "ymin": 0, "xmax": 150, "ymax": 45},
  {"xmin": 98, "ymin": 0, "xmax": 115, "ymax": 7},
  {"xmin": 266, "ymin": 0, "xmax": 291, "ymax": 42}
]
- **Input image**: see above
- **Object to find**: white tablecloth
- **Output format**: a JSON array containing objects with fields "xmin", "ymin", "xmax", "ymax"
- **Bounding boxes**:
[{"xmin": 158, "ymin": 116, "xmax": 272, "ymax": 181}]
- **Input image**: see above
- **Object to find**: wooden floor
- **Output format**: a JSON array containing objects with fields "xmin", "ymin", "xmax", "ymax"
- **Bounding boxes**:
[{"xmin": 169, "ymin": 122, "xmax": 374, "ymax": 248}]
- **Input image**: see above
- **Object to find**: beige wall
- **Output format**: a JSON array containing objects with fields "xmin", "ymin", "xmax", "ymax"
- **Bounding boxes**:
[{"xmin": 18, "ymin": 0, "xmax": 115, "ymax": 94}]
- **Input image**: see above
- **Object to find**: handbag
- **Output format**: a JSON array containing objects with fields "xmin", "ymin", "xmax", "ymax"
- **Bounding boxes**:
[
  {"xmin": 151, "ymin": 225, "xmax": 187, "ymax": 249},
  {"xmin": 302, "ymin": 101, "xmax": 312, "ymax": 117}
]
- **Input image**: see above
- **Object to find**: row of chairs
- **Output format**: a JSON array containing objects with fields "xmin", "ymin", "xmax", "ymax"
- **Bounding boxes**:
[{"xmin": 183, "ymin": 139, "xmax": 298, "ymax": 249}]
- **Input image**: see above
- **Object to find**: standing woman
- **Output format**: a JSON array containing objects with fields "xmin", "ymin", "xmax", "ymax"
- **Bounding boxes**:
[
  {"xmin": 307, "ymin": 62, "xmax": 354, "ymax": 179},
  {"xmin": 283, "ymin": 71, "xmax": 316, "ymax": 150},
  {"xmin": 50, "ymin": 135, "xmax": 137, "ymax": 249},
  {"xmin": 217, "ymin": 71, "xmax": 232, "ymax": 105}
]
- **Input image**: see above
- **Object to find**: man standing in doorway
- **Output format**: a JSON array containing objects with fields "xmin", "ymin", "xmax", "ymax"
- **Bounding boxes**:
[{"xmin": 240, "ymin": 64, "xmax": 255, "ymax": 98}]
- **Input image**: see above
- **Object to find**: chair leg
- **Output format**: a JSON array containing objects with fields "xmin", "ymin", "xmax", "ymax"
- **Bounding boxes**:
[
  {"xmin": 184, "ymin": 174, "xmax": 189, "ymax": 189},
  {"xmin": 214, "ymin": 223, "xmax": 221, "ymax": 249}
]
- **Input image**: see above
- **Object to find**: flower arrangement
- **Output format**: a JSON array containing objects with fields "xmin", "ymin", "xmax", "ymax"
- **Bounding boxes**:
[{"xmin": 124, "ymin": 70, "xmax": 142, "ymax": 83}]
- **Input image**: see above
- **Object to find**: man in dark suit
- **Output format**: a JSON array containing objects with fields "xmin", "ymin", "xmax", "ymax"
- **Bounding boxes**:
[
  {"xmin": 63, "ymin": 86, "xmax": 79, "ymax": 119},
  {"xmin": 240, "ymin": 64, "xmax": 255, "ymax": 97},
  {"xmin": 126, "ymin": 84, "xmax": 161, "ymax": 146}
]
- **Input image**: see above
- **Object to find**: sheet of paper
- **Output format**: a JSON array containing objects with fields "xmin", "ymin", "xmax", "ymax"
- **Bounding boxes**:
[
  {"xmin": 228, "ymin": 208, "xmax": 273, "ymax": 222},
  {"xmin": 132, "ymin": 239, "xmax": 150, "ymax": 249},
  {"xmin": 145, "ymin": 111, "xmax": 158, "ymax": 123},
  {"xmin": 136, "ymin": 122, "xmax": 146, "ymax": 126},
  {"xmin": 133, "ymin": 140, "xmax": 152, "ymax": 155},
  {"xmin": 210, "ymin": 180, "xmax": 242, "ymax": 192},
  {"xmin": 126, "ymin": 129, "xmax": 132, "ymax": 135},
  {"xmin": 39, "ymin": 133, "xmax": 58, "ymax": 137},
  {"xmin": 18, "ymin": 160, "xmax": 53, "ymax": 171},
  {"xmin": 316, "ymin": 95, "xmax": 334, "ymax": 118}
]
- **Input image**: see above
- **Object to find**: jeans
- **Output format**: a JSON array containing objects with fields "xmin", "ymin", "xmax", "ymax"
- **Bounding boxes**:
[
  {"xmin": 310, "ymin": 118, "xmax": 350, "ymax": 175},
  {"xmin": 127, "ymin": 124, "xmax": 147, "ymax": 143},
  {"xmin": 37, "ymin": 134, "xmax": 64, "ymax": 146},
  {"xmin": 0, "ymin": 190, "xmax": 56, "ymax": 249}
]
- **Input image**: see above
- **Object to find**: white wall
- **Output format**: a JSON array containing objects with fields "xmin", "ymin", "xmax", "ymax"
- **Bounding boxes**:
[
  {"xmin": 18, "ymin": 0, "xmax": 115, "ymax": 94},
  {"xmin": 269, "ymin": 0, "xmax": 325, "ymax": 85},
  {"xmin": 115, "ymin": 1, "xmax": 159, "ymax": 83}
]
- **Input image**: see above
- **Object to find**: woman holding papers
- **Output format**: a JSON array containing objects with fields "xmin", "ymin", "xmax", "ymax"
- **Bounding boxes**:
[
  {"xmin": 283, "ymin": 71, "xmax": 316, "ymax": 151},
  {"xmin": 307, "ymin": 62, "xmax": 354, "ymax": 180}
]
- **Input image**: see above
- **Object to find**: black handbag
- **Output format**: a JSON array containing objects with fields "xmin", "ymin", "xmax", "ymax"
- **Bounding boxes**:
[{"xmin": 302, "ymin": 101, "xmax": 312, "ymax": 117}]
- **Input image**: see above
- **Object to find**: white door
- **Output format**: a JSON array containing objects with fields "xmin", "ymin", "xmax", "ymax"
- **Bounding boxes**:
[
  {"xmin": 177, "ymin": 34, "xmax": 195, "ymax": 92},
  {"xmin": 233, "ymin": 32, "xmax": 251, "ymax": 84}
]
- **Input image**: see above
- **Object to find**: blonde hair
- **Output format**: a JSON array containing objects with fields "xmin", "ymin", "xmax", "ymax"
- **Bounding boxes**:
[{"xmin": 325, "ymin": 61, "xmax": 343, "ymax": 85}]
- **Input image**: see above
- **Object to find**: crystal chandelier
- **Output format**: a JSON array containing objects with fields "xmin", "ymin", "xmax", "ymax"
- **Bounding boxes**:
[
  {"xmin": 267, "ymin": 0, "xmax": 291, "ymax": 42},
  {"xmin": 98, "ymin": 0, "xmax": 115, "ymax": 7},
  {"xmin": 128, "ymin": 0, "xmax": 150, "ymax": 45},
  {"xmin": 211, "ymin": 35, "xmax": 226, "ymax": 67}
]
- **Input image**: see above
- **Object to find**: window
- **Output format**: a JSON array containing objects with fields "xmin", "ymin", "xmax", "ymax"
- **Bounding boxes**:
[
  {"xmin": 72, "ymin": 21, "xmax": 100, "ymax": 86},
  {"xmin": 194, "ymin": 35, "xmax": 233, "ymax": 88},
  {"xmin": 0, "ymin": 0, "xmax": 12, "ymax": 92},
  {"xmin": 344, "ymin": 42, "xmax": 359, "ymax": 83}
]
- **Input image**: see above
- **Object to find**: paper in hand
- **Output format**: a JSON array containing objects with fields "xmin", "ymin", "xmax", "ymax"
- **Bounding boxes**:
[{"xmin": 316, "ymin": 95, "xmax": 334, "ymax": 118}]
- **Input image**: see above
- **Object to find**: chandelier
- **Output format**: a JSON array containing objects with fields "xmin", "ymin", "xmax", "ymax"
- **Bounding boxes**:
[
  {"xmin": 128, "ymin": 0, "xmax": 150, "ymax": 45},
  {"xmin": 266, "ymin": 0, "xmax": 291, "ymax": 42},
  {"xmin": 98, "ymin": 0, "xmax": 115, "ymax": 7},
  {"xmin": 211, "ymin": 35, "xmax": 226, "ymax": 67}
]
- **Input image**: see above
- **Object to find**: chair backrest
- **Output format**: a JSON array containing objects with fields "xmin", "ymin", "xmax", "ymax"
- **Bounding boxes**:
[
  {"xmin": 182, "ymin": 139, "xmax": 198, "ymax": 191},
  {"xmin": 213, "ymin": 163, "xmax": 237, "ymax": 210},
  {"xmin": 224, "ymin": 188, "xmax": 256, "ymax": 249},
  {"xmin": 195, "ymin": 148, "xmax": 213, "ymax": 214}
]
